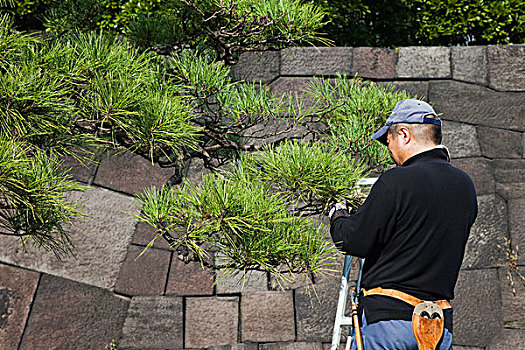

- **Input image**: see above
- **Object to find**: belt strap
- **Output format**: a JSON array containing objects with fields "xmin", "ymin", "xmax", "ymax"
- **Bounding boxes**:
[{"xmin": 362, "ymin": 287, "xmax": 451, "ymax": 309}]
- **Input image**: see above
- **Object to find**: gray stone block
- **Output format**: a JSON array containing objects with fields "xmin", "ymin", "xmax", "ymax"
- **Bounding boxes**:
[
  {"xmin": 60, "ymin": 154, "xmax": 98, "ymax": 184},
  {"xmin": 353, "ymin": 47, "xmax": 397, "ymax": 80},
  {"xmin": 185, "ymin": 296, "xmax": 239, "ymax": 348},
  {"xmin": 94, "ymin": 150, "xmax": 174, "ymax": 195},
  {"xmin": 166, "ymin": 257, "xmax": 214, "ymax": 296},
  {"xmin": 451, "ymin": 158, "xmax": 494, "ymax": 195},
  {"xmin": 382, "ymin": 81, "xmax": 429, "ymax": 100},
  {"xmin": 208, "ymin": 344, "xmax": 258, "ymax": 350},
  {"xmin": 260, "ymin": 342, "xmax": 324, "ymax": 350},
  {"xmin": 498, "ymin": 267, "xmax": 525, "ymax": 329},
  {"xmin": 487, "ymin": 329, "xmax": 525, "ymax": 349},
  {"xmin": 241, "ymin": 291, "xmax": 295, "ymax": 342},
  {"xmin": 442, "ymin": 121, "xmax": 481, "ymax": 158},
  {"xmin": 270, "ymin": 272, "xmax": 312, "ymax": 291},
  {"xmin": 451, "ymin": 46, "xmax": 488, "ymax": 85},
  {"xmin": 0, "ymin": 264, "xmax": 39, "ymax": 350},
  {"xmin": 429, "ymin": 81, "xmax": 525, "ymax": 131},
  {"xmin": 494, "ymin": 159, "xmax": 525, "ymax": 200},
  {"xmin": 119, "ymin": 296, "xmax": 183, "ymax": 349},
  {"xmin": 488, "ymin": 45, "xmax": 525, "ymax": 91},
  {"xmin": 231, "ymin": 51, "xmax": 280, "ymax": 82},
  {"xmin": 508, "ymin": 198, "xmax": 525, "ymax": 265},
  {"xmin": 462, "ymin": 195, "xmax": 507, "ymax": 269},
  {"xmin": 295, "ymin": 282, "xmax": 347, "ymax": 342},
  {"xmin": 114, "ymin": 245, "xmax": 171, "ymax": 296},
  {"xmin": 0, "ymin": 188, "xmax": 138, "ymax": 289},
  {"xmin": 216, "ymin": 270, "xmax": 267, "ymax": 294},
  {"xmin": 478, "ymin": 126, "xmax": 523, "ymax": 159},
  {"xmin": 397, "ymin": 47, "xmax": 451, "ymax": 79},
  {"xmin": 20, "ymin": 275, "xmax": 129, "ymax": 350},
  {"xmin": 452, "ymin": 269, "xmax": 503, "ymax": 347},
  {"xmin": 281, "ymin": 47, "xmax": 353, "ymax": 76}
]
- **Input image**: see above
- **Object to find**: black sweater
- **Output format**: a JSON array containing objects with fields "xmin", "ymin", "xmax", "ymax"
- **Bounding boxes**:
[{"xmin": 330, "ymin": 148, "xmax": 477, "ymax": 330}]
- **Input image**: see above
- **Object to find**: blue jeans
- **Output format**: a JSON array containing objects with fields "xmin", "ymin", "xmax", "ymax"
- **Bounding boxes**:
[{"xmin": 351, "ymin": 313, "xmax": 453, "ymax": 350}]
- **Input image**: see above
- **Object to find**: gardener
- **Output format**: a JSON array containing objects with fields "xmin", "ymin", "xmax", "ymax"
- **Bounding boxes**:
[{"xmin": 329, "ymin": 99, "xmax": 478, "ymax": 349}]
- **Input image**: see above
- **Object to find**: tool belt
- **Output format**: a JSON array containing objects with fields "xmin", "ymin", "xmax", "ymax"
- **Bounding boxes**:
[{"xmin": 362, "ymin": 287, "xmax": 450, "ymax": 350}]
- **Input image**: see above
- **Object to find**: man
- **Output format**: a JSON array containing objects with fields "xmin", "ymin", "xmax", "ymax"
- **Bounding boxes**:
[{"xmin": 329, "ymin": 99, "xmax": 478, "ymax": 349}]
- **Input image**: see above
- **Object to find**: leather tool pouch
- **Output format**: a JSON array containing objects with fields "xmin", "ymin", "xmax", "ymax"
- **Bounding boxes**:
[{"xmin": 412, "ymin": 302, "xmax": 444, "ymax": 350}]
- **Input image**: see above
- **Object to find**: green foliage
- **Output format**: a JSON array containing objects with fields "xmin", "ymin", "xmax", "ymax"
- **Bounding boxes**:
[{"xmin": 410, "ymin": 0, "xmax": 525, "ymax": 45}]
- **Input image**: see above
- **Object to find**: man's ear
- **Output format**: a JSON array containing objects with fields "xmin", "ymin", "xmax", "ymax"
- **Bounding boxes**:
[{"xmin": 399, "ymin": 126, "xmax": 411, "ymax": 144}]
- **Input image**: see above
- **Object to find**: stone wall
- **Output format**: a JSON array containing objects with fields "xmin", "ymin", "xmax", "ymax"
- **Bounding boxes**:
[{"xmin": 0, "ymin": 46, "xmax": 524, "ymax": 349}]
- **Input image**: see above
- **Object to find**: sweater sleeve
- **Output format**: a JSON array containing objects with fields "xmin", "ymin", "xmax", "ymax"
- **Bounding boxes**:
[{"xmin": 330, "ymin": 178, "xmax": 396, "ymax": 258}]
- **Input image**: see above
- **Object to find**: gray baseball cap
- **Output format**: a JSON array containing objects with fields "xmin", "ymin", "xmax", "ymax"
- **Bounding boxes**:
[{"xmin": 372, "ymin": 98, "xmax": 440, "ymax": 143}]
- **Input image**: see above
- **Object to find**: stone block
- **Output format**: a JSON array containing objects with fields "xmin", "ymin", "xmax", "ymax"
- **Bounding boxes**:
[
  {"xmin": 508, "ymin": 198, "xmax": 525, "ymax": 264},
  {"xmin": 119, "ymin": 296, "xmax": 183, "ymax": 349},
  {"xmin": 487, "ymin": 329, "xmax": 525, "ymax": 349},
  {"xmin": 0, "ymin": 264, "xmax": 39, "ymax": 350},
  {"xmin": 260, "ymin": 342, "xmax": 324, "ymax": 350},
  {"xmin": 296, "ymin": 282, "xmax": 348, "ymax": 342},
  {"xmin": 498, "ymin": 267, "xmax": 525, "ymax": 329},
  {"xmin": 60, "ymin": 154, "xmax": 98, "ymax": 184},
  {"xmin": 451, "ymin": 46, "xmax": 488, "ymax": 85},
  {"xmin": 185, "ymin": 296, "xmax": 239, "ymax": 348},
  {"xmin": 94, "ymin": 150, "xmax": 174, "ymax": 195},
  {"xmin": 429, "ymin": 81, "xmax": 525, "ymax": 131},
  {"xmin": 381, "ymin": 81, "xmax": 429, "ymax": 100},
  {"xmin": 0, "ymin": 187, "xmax": 137, "ymax": 289},
  {"xmin": 451, "ymin": 158, "xmax": 494, "ymax": 195},
  {"xmin": 216, "ymin": 270, "xmax": 267, "ymax": 294},
  {"xmin": 114, "ymin": 245, "xmax": 171, "ymax": 296},
  {"xmin": 270, "ymin": 272, "xmax": 312, "ymax": 291},
  {"xmin": 478, "ymin": 126, "xmax": 523, "ymax": 159},
  {"xmin": 166, "ymin": 258, "xmax": 214, "ymax": 296},
  {"xmin": 270, "ymin": 76, "xmax": 317, "ymax": 110},
  {"xmin": 452, "ymin": 269, "xmax": 503, "ymax": 347},
  {"xmin": 281, "ymin": 47, "xmax": 352, "ymax": 76},
  {"xmin": 231, "ymin": 51, "xmax": 280, "ymax": 82},
  {"xmin": 208, "ymin": 344, "xmax": 258, "ymax": 350},
  {"xmin": 352, "ymin": 47, "xmax": 397, "ymax": 80},
  {"xmin": 488, "ymin": 45, "xmax": 525, "ymax": 91},
  {"xmin": 397, "ymin": 47, "xmax": 451, "ymax": 79},
  {"xmin": 494, "ymin": 159, "xmax": 525, "ymax": 200},
  {"xmin": 453, "ymin": 347, "xmax": 484, "ymax": 350},
  {"xmin": 20, "ymin": 275, "xmax": 129, "ymax": 350},
  {"xmin": 186, "ymin": 157, "xmax": 213, "ymax": 186},
  {"xmin": 323, "ymin": 344, "xmax": 346, "ymax": 350},
  {"xmin": 131, "ymin": 221, "xmax": 172, "ymax": 250},
  {"xmin": 241, "ymin": 291, "xmax": 294, "ymax": 342},
  {"xmin": 462, "ymin": 195, "xmax": 507, "ymax": 269},
  {"xmin": 442, "ymin": 121, "xmax": 481, "ymax": 158}
]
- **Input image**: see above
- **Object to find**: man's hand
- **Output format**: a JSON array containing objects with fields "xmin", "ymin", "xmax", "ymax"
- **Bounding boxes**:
[{"xmin": 327, "ymin": 200, "xmax": 350, "ymax": 221}]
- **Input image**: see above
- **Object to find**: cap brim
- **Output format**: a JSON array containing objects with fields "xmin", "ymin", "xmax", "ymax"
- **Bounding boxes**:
[{"xmin": 371, "ymin": 125, "xmax": 390, "ymax": 144}]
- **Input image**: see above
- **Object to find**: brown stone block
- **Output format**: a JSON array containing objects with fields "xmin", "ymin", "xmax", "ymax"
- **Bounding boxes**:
[
  {"xmin": 94, "ymin": 150, "xmax": 174, "ymax": 195},
  {"xmin": 451, "ymin": 158, "xmax": 494, "ymax": 195},
  {"xmin": 131, "ymin": 221, "xmax": 172, "ymax": 250},
  {"xmin": 353, "ymin": 47, "xmax": 397, "ymax": 80},
  {"xmin": 452, "ymin": 269, "xmax": 503, "ymax": 347},
  {"xmin": 281, "ymin": 47, "xmax": 353, "ymax": 76},
  {"xmin": 0, "ymin": 264, "xmax": 39, "ymax": 350},
  {"xmin": 498, "ymin": 267, "xmax": 525, "ymax": 329},
  {"xmin": 270, "ymin": 77, "xmax": 317, "ymax": 110},
  {"xmin": 166, "ymin": 258, "xmax": 214, "ymax": 296},
  {"xmin": 60, "ymin": 154, "xmax": 98, "ymax": 184},
  {"xmin": 261, "ymin": 342, "xmax": 324, "ymax": 350},
  {"xmin": 429, "ymin": 81, "xmax": 525, "ymax": 131},
  {"xmin": 488, "ymin": 45, "xmax": 525, "ymax": 91},
  {"xmin": 185, "ymin": 296, "xmax": 239, "ymax": 348},
  {"xmin": 241, "ymin": 291, "xmax": 294, "ymax": 342},
  {"xmin": 486, "ymin": 329, "xmax": 525, "ymax": 349},
  {"xmin": 508, "ymin": 198, "xmax": 525, "ymax": 264},
  {"xmin": 208, "ymin": 344, "xmax": 258, "ymax": 350},
  {"xmin": 381, "ymin": 81, "xmax": 429, "ymax": 100},
  {"xmin": 114, "ymin": 245, "xmax": 171, "ymax": 296},
  {"xmin": 20, "ymin": 275, "xmax": 129, "ymax": 350},
  {"xmin": 478, "ymin": 126, "xmax": 523, "ymax": 159},
  {"xmin": 119, "ymin": 296, "xmax": 183, "ymax": 349},
  {"xmin": 494, "ymin": 159, "xmax": 525, "ymax": 200}
]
